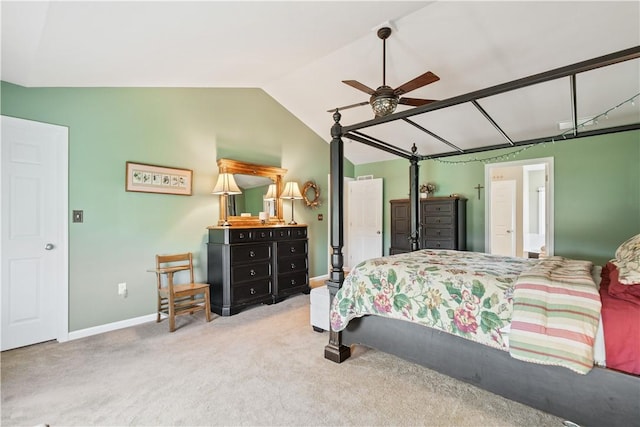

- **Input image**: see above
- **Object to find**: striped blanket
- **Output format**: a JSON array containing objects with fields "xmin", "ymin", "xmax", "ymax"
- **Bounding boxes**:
[{"xmin": 509, "ymin": 256, "xmax": 601, "ymax": 374}]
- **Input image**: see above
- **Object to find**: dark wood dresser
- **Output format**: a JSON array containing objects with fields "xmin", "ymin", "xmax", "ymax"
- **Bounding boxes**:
[
  {"xmin": 206, "ymin": 225, "xmax": 308, "ymax": 316},
  {"xmin": 389, "ymin": 197, "xmax": 466, "ymax": 254}
]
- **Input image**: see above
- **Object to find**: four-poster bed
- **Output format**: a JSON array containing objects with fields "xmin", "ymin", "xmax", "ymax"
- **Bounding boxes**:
[{"xmin": 323, "ymin": 46, "xmax": 640, "ymax": 426}]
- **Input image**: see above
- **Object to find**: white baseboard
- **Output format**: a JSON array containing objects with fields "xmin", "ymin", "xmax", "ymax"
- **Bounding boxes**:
[
  {"xmin": 66, "ymin": 277, "xmax": 335, "ymax": 341},
  {"xmin": 67, "ymin": 313, "xmax": 157, "ymax": 341}
]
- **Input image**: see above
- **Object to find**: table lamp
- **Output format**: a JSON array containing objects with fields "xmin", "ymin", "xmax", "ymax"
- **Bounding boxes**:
[
  {"xmin": 212, "ymin": 173, "xmax": 242, "ymax": 226},
  {"xmin": 280, "ymin": 181, "xmax": 302, "ymax": 225}
]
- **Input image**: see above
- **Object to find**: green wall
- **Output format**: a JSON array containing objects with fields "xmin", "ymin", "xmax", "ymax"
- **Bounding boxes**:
[
  {"xmin": 355, "ymin": 130, "xmax": 640, "ymax": 265},
  {"xmin": 3, "ymin": 79, "xmax": 637, "ymax": 332},
  {"xmin": 1, "ymin": 81, "xmax": 350, "ymax": 331}
]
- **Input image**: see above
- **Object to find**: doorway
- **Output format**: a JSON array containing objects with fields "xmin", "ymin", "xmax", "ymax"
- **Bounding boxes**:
[
  {"xmin": 485, "ymin": 157, "xmax": 554, "ymax": 258},
  {"xmin": 1, "ymin": 116, "xmax": 69, "ymax": 350},
  {"xmin": 347, "ymin": 178, "xmax": 383, "ymax": 269}
]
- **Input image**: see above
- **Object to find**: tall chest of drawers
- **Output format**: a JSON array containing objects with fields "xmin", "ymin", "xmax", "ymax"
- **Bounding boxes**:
[
  {"xmin": 389, "ymin": 197, "xmax": 466, "ymax": 254},
  {"xmin": 420, "ymin": 197, "xmax": 466, "ymax": 250},
  {"xmin": 207, "ymin": 225, "xmax": 308, "ymax": 316}
]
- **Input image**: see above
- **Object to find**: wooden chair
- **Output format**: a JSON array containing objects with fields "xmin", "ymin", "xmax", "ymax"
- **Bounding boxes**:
[{"xmin": 153, "ymin": 253, "xmax": 211, "ymax": 332}]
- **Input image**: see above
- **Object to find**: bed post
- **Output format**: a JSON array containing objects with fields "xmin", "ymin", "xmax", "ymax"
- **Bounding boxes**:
[
  {"xmin": 409, "ymin": 144, "xmax": 420, "ymax": 251},
  {"xmin": 324, "ymin": 110, "xmax": 351, "ymax": 363}
]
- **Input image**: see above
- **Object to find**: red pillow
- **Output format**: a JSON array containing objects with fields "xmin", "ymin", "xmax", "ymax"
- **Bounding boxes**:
[{"xmin": 605, "ymin": 262, "xmax": 640, "ymax": 306}]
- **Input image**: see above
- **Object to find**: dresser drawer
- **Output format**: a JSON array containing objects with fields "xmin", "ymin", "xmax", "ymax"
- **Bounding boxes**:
[
  {"xmin": 233, "ymin": 262, "xmax": 271, "ymax": 283},
  {"xmin": 424, "ymin": 228, "xmax": 454, "ymax": 238},
  {"xmin": 277, "ymin": 240, "xmax": 307, "ymax": 258},
  {"xmin": 231, "ymin": 244, "xmax": 271, "ymax": 263},
  {"xmin": 253, "ymin": 229, "xmax": 273, "ymax": 241},
  {"xmin": 424, "ymin": 202, "xmax": 453, "ymax": 214},
  {"xmin": 273, "ymin": 228, "xmax": 291, "ymax": 240},
  {"xmin": 277, "ymin": 255, "xmax": 307, "ymax": 274},
  {"xmin": 228, "ymin": 229, "xmax": 253, "ymax": 243},
  {"xmin": 274, "ymin": 227, "xmax": 308, "ymax": 240},
  {"xmin": 424, "ymin": 239, "xmax": 455, "ymax": 250},
  {"xmin": 278, "ymin": 271, "xmax": 308, "ymax": 292},
  {"xmin": 424, "ymin": 215, "xmax": 453, "ymax": 226},
  {"xmin": 289, "ymin": 227, "xmax": 307, "ymax": 239},
  {"xmin": 233, "ymin": 279, "xmax": 271, "ymax": 304}
]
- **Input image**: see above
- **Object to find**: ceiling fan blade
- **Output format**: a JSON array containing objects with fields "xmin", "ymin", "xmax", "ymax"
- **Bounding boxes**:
[
  {"xmin": 394, "ymin": 71, "xmax": 440, "ymax": 96},
  {"xmin": 342, "ymin": 80, "xmax": 376, "ymax": 95},
  {"xmin": 398, "ymin": 97, "xmax": 438, "ymax": 107},
  {"xmin": 326, "ymin": 101, "xmax": 369, "ymax": 113}
]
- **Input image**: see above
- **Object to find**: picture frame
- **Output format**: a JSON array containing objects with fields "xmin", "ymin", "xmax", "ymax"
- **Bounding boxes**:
[{"xmin": 125, "ymin": 162, "xmax": 193, "ymax": 196}]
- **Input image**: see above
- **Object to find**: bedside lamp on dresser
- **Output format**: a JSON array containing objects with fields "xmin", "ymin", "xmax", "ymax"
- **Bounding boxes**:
[{"xmin": 212, "ymin": 172, "xmax": 242, "ymax": 226}]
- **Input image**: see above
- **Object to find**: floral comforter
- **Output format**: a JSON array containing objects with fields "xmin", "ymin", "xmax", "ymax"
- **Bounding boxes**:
[{"xmin": 330, "ymin": 249, "xmax": 538, "ymax": 350}]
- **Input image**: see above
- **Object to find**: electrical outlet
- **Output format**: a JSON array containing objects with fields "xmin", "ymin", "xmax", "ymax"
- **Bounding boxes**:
[{"xmin": 118, "ymin": 282, "xmax": 127, "ymax": 297}]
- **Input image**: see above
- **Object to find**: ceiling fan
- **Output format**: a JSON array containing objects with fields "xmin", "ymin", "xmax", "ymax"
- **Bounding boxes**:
[{"xmin": 329, "ymin": 27, "xmax": 440, "ymax": 117}]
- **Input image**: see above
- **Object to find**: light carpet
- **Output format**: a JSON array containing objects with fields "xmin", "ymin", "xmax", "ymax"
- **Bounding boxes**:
[{"xmin": 1, "ymin": 294, "xmax": 562, "ymax": 426}]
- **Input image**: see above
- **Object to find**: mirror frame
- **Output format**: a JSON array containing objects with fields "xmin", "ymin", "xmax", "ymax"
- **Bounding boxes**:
[{"xmin": 217, "ymin": 158, "xmax": 287, "ymax": 226}]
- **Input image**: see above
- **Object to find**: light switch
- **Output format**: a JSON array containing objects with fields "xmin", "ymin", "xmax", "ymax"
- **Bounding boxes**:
[{"xmin": 72, "ymin": 210, "xmax": 83, "ymax": 223}]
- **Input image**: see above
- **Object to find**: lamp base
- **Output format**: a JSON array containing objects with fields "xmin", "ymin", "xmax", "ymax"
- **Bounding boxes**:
[
  {"xmin": 221, "ymin": 221, "xmax": 232, "ymax": 226},
  {"xmin": 288, "ymin": 220, "xmax": 297, "ymax": 225}
]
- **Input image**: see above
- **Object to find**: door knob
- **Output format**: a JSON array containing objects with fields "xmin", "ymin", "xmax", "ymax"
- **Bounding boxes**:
[{"xmin": 45, "ymin": 243, "xmax": 55, "ymax": 250}]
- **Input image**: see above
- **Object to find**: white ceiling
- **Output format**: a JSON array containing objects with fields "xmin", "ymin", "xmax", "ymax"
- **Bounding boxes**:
[{"xmin": 2, "ymin": 1, "xmax": 639, "ymax": 164}]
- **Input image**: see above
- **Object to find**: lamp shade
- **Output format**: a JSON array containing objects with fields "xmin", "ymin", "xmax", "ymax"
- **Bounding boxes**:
[
  {"xmin": 263, "ymin": 184, "xmax": 278, "ymax": 200},
  {"xmin": 280, "ymin": 182, "xmax": 302, "ymax": 200},
  {"xmin": 212, "ymin": 173, "xmax": 242, "ymax": 195}
]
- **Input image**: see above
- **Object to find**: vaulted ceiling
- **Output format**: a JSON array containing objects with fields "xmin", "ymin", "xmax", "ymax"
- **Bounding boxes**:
[{"xmin": 2, "ymin": 1, "xmax": 639, "ymax": 164}]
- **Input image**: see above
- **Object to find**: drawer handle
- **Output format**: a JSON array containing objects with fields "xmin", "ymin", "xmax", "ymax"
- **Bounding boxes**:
[
  {"xmin": 250, "ymin": 269, "xmax": 256, "ymax": 276},
  {"xmin": 290, "ymin": 279, "xmax": 296, "ymax": 285},
  {"xmin": 239, "ymin": 232, "xmax": 246, "ymax": 239},
  {"xmin": 290, "ymin": 263, "xmax": 296, "ymax": 270},
  {"xmin": 290, "ymin": 247, "xmax": 296, "ymax": 253},
  {"xmin": 260, "ymin": 232, "xmax": 266, "ymax": 238},
  {"xmin": 249, "ymin": 250, "xmax": 255, "ymax": 257},
  {"xmin": 250, "ymin": 288, "xmax": 256, "ymax": 295}
]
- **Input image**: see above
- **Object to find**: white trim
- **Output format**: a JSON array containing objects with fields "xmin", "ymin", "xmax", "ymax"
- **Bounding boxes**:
[
  {"xmin": 57, "ymin": 123, "xmax": 69, "ymax": 343},
  {"xmin": 68, "ymin": 276, "xmax": 326, "ymax": 341},
  {"xmin": 68, "ymin": 314, "xmax": 157, "ymax": 341}
]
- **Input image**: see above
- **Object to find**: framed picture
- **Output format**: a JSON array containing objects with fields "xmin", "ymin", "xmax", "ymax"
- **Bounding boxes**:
[{"xmin": 125, "ymin": 162, "xmax": 193, "ymax": 196}]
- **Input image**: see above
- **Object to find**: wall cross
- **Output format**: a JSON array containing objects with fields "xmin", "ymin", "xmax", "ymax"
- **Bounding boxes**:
[{"xmin": 474, "ymin": 184, "xmax": 484, "ymax": 200}]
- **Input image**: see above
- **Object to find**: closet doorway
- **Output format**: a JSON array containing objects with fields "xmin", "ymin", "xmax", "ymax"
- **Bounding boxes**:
[{"xmin": 485, "ymin": 157, "xmax": 554, "ymax": 258}]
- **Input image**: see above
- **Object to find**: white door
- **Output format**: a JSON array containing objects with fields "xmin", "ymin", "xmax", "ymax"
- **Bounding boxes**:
[
  {"xmin": 1, "ymin": 116, "xmax": 69, "ymax": 350},
  {"xmin": 490, "ymin": 180, "xmax": 516, "ymax": 256},
  {"xmin": 347, "ymin": 178, "xmax": 383, "ymax": 268}
]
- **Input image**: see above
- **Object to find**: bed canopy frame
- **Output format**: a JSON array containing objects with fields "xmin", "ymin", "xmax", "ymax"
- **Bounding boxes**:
[{"xmin": 323, "ymin": 46, "xmax": 640, "ymax": 425}]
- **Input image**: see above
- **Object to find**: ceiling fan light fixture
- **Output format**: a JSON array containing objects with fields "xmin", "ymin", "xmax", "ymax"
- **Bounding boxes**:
[
  {"xmin": 371, "ymin": 94, "xmax": 399, "ymax": 117},
  {"xmin": 370, "ymin": 85, "xmax": 398, "ymax": 117}
]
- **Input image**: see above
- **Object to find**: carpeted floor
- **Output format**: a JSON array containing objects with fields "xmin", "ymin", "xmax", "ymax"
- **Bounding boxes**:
[{"xmin": 1, "ymin": 294, "xmax": 562, "ymax": 426}]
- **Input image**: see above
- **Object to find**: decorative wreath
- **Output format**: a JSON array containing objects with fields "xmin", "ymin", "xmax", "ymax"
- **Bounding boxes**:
[{"xmin": 302, "ymin": 181, "xmax": 321, "ymax": 209}]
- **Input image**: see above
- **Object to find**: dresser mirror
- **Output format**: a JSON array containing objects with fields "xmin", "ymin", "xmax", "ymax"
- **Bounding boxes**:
[{"xmin": 217, "ymin": 158, "xmax": 287, "ymax": 226}]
